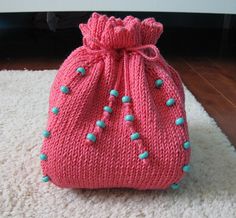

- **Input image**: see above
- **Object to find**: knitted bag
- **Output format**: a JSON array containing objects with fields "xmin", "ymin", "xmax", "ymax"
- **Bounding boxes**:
[{"xmin": 40, "ymin": 12, "xmax": 191, "ymax": 190}]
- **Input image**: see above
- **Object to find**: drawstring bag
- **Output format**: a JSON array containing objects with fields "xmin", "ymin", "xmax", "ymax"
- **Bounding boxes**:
[{"xmin": 40, "ymin": 12, "xmax": 191, "ymax": 190}]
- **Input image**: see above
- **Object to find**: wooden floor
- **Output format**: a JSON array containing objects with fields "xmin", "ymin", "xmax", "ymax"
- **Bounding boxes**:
[
  {"xmin": 0, "ymin": 55, "xmax": 235, "ymax": 148},
  {"xmin": 169, "ymin": 56, "xmax": 236, "ymax": 148}
]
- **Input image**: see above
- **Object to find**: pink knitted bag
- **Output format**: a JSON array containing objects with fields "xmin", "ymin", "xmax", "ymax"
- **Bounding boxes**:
[{"xmin": 40, "ymin": 12, "xmax": 191, "ymax": 190}]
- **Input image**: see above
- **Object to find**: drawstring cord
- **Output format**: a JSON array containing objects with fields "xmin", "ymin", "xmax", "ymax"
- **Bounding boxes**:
[
  {"xmin": 122, "ymin": 50, "xmax": 150, "ymax": 163},
  {"xmin": 84, "ymin": 34, "xmax": 160, "ymax": 162},
  {"xmin": 126, "ymin": 44, "xmax": 160, "ymax": 62}
]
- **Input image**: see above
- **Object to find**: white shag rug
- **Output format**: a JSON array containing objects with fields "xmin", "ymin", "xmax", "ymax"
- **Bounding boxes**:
[{"xmin": 0, "ymin": 70, "xmax": 235, "ymax": 218}]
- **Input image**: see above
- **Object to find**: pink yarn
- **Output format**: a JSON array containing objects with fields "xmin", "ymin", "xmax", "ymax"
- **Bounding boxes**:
[{"xmin": 40, "ymin": 12, "xmax": 191, "ymax": 190}]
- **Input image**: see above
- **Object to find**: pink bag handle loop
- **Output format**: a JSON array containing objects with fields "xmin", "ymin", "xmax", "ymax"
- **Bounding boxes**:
[{"xmin": 126, "ymin": 44, "xmax": 160, "ymax": 62}]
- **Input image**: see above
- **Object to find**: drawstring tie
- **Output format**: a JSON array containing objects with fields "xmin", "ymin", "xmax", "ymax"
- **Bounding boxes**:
[{"xmin": 85, "ymin": 35, "xmax": 160, "ymax": 163}]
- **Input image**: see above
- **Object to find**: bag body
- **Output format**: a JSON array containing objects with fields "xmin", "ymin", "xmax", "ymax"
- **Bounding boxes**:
[{"xmin": 40, "ymin": 12, "xmax": 191, "ymax": 190}]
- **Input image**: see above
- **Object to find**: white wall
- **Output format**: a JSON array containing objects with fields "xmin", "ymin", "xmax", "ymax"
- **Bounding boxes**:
[{"xmin": 0, "ymin": 0, "xmax": 236, "ymax": 14}]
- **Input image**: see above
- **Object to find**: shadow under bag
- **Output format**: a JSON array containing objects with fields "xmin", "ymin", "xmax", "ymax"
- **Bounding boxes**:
[{"xmin": 40, "ymin": 12, "xmax": 191, "ymax": 190}]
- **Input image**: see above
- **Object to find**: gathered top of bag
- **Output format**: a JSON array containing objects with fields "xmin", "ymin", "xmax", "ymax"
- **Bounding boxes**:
[{"xmin": 79, "ymin": 12, "xmax": 163, "ymax": 50}]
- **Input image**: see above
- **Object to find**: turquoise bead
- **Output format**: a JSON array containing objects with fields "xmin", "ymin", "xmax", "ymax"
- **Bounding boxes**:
[
  {"xmin": 60, "ymin": 86, "xmax": 69, "ymax": 94},
  {"xmin": 183, "ymin": 164, "xmax": 190, "ymax": 172},
  {"xmin": 76, "ymin": 67, "xmax": 86, "ymax": 76},
  {"xmin": 138, "ymin": 151, "xmax": 149, "ymax": 159},
  {"xmin": 175, "ymin": 117, "xmax": 184, "ymax": 126},
  {"xmin": 110, "ymin": 89, "xmax": 119, "ymax": 97},
  {"xmin": 183, "ymin": 141, "xmax": 191, "ymax": 149},
  {"xmin": 41, "ymin": 176, "xmax": 50, "ymax": 182},
  {"xmin": 40, "ymin": 153, "xmax": 47, "ymax": 161},
  {"xmin": 166, "ymin": 98, "xmax": 175, "ymax": 106},
  {"xmin": 122, "ymin": 96, "xmax": 131, "ymax": 103},
  {"xmin": 171, "ymin": 183, "xmax": 180, "ymax": 190},
  {"xmin": 155, "ymin": 79, "xmax": 163, "ymax": 88},
  {"xmin": 86, "ymin": 133, "xmax": 96, "ymax": 142},
  {"xmin": 103, "ymin": 106, "xmax": 112, "ymax": 113},
  {"xmin": 96, "ymin": 120, "xmax": 106, "ymax": 128},
  {"xmin": 42, "ymin": 130, "xmax": 50, "ymax": 138},
  {"xmin": 125, "ymin": 115, "xmax": 134, "ymax": 122},
  {"xmin": 131, "ymin": 132, "xmax": 140, "ymax": 141},
  {"xmin": 51, "ymin": 107, "xmax": 59, "ymax": 115}
]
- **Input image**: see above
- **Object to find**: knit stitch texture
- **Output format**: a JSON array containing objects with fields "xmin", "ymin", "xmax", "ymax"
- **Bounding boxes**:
[{"xmin": 41, "ymin": 12, "xmax": 191, "ymax": 190}]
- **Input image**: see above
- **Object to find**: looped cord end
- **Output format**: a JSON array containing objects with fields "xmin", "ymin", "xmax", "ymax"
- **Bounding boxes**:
[{"xmin": 126, "ymin": 44, "xmax": 160, "ymax": 62}]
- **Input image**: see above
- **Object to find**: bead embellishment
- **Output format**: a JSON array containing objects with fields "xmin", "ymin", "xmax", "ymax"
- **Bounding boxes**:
[
  {"xmin": 110, "ymin": 89, "xmax": 119, "ymax": 97},
  {"xmin": 124, "ymin": 115, "xmax": 134, "ymax": 122},
  {"xmin": 76, "ymin": 67, "xmax": 86, "ymax": 76},
  {"xmin": 155, "ymin": 79, "xmax": 163, "ymax": 88},
  {"xmin": 175, "ymin": 117, "xmax": 184, "ymax": 126},
  {"xmin": 138, "ymin": 151, "xmax": 149, "ymax": 159},
  {"xmin": 103, "ymin": 106, "xmax": 112, "ymax": 113},
  {"xmin": 122, "ymin": 96, "xmax": 131, "ymax": 103},
  {"xmin": 86, "ymin": 133, "xmax": 96, "ymax": 142},
  {"xmin": 40, "ymin": 153, "xmax": 47, "ymax": 161},
  {"xmin": 166, "ymin": 98, "xmax": 175, "ymax": 107},
  {"xmin": 51, "ymin": 107, "xmax": 59, "ymax": 115},
  {"xmin": 41, "ymin": 176, "xmax": 50, "ymax": 182},
  {"xmin": 60, "ymin": 86, "xmax": 69, "ymax": 94},
  {"xmin": 183, "ymin": 141, "xmax": 191, "ymax": 149},
  {"xmin": 171, "ymin": 183, "xmax": 180, "ymax": 190},
  {"xmin": 42, "ymin": 130, "xmax": 50, "ymax": 138},
  {"xmin": 96, "ymin": 120, "xmax": 106, "ymax": 128},
  {"xmin": 182, "ymin": 164, "xmax": 190, "ymax": 172},
  {"xmin": 131, "ymin": 132, "xmax": 140, "ymax": 141}
]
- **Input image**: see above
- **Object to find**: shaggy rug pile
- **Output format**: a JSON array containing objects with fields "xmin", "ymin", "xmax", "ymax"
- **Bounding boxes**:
[{"xmin": 0, "ymin": 70, "xmax": 235, "ymax": 218}]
